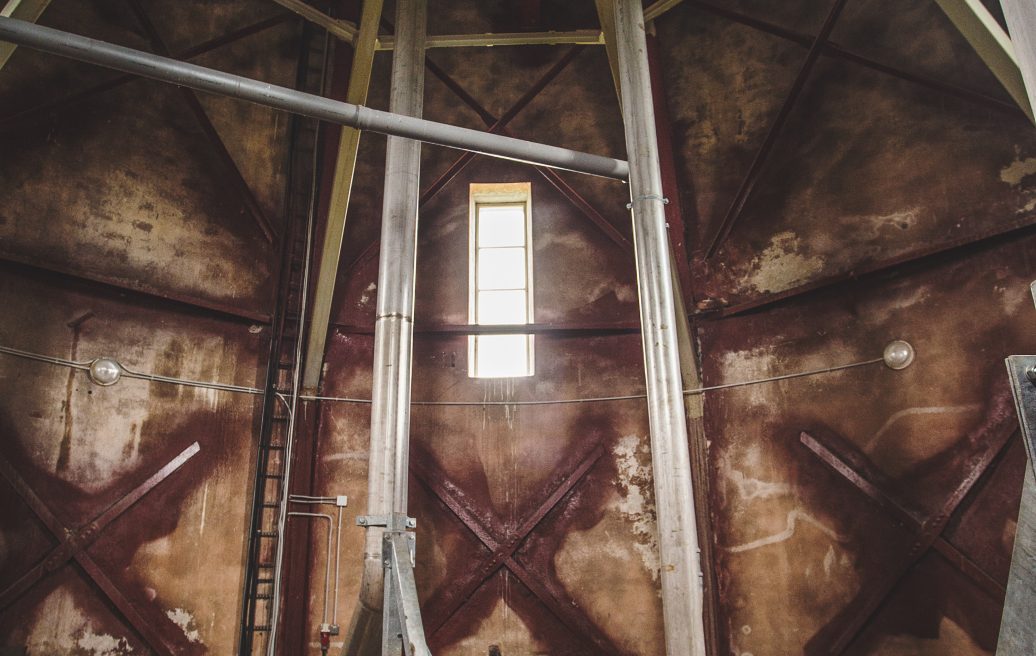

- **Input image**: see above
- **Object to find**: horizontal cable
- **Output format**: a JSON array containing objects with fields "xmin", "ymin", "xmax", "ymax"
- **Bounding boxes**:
[{"xmin": 0, "ymin": 343, "xmax": 885, "ymax": 407}]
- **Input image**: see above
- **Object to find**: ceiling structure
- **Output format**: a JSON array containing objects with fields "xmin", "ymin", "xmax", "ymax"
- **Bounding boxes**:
[{"xmin": 0, "ymin": 1, "xmax": 1035, "ymax": 655}]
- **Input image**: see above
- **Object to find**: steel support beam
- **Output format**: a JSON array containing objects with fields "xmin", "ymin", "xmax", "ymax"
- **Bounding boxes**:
[
  {"xmin": 0, "ymin": 17, "xmax": 629, "ymax": 180},
  {"xmin": 614, "ymin": 2, "xmax": 706, "ymax": 654},
  {"xmin": 377, "ymin": 29, "xmax": 603, "ymax": 50},
  {"xmin": 803, "ymin": 399, "xmax": 1017, "ymax": 654},
  {"xmin": 1001, "ymin": 0, "xmax": 1036, "ymax": 119},
  {"xmin": 301, "ymin": 0, "xmax": 383, "ymax": 394},
  {"xmin": 128, "ymin": 0, "xmax": 277, "ymax": 243},
  {"xmin": 0, "ymin": 442, "xmax": 201, "ymax": 655},
  {"xmin": 343, "ymin": 3, "xmax": 426, "ymax": 654},
  {"xmin": 272, "ymin": 0, "xmax": 357, "ymax": 44},
  {"xmin": 703, "ymin": 0, "xmax": 850, "ymax": 259},
  {"xmin": 411, "ymin": 445, "xmax": 622, "ymax": 654},
  {"xmin": 0, "ymin": 0, "xmax": 49, "ymax": 70},
  {"xmin": 936, "ymin": 0, "xmax": 1035, "ymax": 122}
]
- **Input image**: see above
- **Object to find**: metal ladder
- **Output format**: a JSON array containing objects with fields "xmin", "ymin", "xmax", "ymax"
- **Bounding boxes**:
[{"xmin": 239, "ymin": 20, "xmax": 327, "ymax": 656}]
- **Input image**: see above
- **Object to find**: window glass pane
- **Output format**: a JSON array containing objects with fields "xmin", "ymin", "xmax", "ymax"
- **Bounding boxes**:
[
  {"xmin": 477, "ymin": 205, "xmax": 525, "ymax": 247},
  {"xmin": 477, "ymin": 290, "xmax": 527, "ymax": 325},
  {"xmin": 473, "ymin": 334, "xmax": 530, "ymax": 377},
  {"xmin": 477, "ymin": 247, "xmax": 526, "ymax": 290}
]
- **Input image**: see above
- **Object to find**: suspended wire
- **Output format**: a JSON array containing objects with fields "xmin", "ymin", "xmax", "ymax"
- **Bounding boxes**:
[{"xmin": 0, "ymin": 344, "xmax": 887, "ymax": 406}]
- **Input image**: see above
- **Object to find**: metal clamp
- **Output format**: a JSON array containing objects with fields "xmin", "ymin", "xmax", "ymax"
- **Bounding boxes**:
[
  {"xmin": 356, "ymin": 512, "xmax": 416, "ymax": 530},
  {"xmin": 626, "ymin": 194, "xmax": 669, "ymax": 209}
]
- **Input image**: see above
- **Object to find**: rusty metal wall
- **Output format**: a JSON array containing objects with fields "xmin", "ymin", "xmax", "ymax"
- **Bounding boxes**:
[
  {"xmin": 3, "ymin": 1, "xmax": 1036, "ymax": 655},
  {"xmin": 0, "ymin": 0, "xmax": 298, "ymax": 653},
  {"xmin": 655, "ymin": 0, "xmax": 1036, "ymax": 654}
]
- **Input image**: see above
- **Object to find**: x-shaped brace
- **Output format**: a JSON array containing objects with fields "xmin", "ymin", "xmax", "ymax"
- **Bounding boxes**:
[
  {"xmin": 411, "ymin": 443, "xmax": 623, "ymax": 655},
  {"xmin": 801, "ymin": 417, "xmax": 1016, "ymax": 655},
  {"xmin": 0, "ymin": 442, "xmax": 201, "ymax": 656}
]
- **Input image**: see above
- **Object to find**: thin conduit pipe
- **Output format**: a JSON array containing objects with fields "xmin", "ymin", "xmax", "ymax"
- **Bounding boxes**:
[
  {"xmin": 289, "ymin": 494, "xmax": 346, "ymax": 627},
  {"xmin": 0, "ymin": 17, "xmax": 629, "ymax": 180},
  {"xmin": 0, "ymin": 345, "xmax": 886, "ymax": 404},
  {"xmin": 287, "ymin": 512, "xmax": 333, "ymax": 625}
]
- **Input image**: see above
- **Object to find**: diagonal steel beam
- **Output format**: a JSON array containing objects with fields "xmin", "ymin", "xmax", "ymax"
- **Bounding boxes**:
[
  {"xmin": 410, "ymin": 445, "xmax": 620, "ymax": 654},
  {"xmin": 271, "ymin": 0, "xmax": 357, "ymax": 44},
  {"xmin": 299, "ymin": 0, "xmax": 383, "ymax": 395},
  {"xmin": 335, "ymin": 45, "xmax": 589, "ymax": 290},
  {"xmin": 673, "ymin": 1, "xmax": 1025, "ymax": 121},
  {"xmin": 935, "ymin": 0, "xmax": 1034, "ymax": 122},
  {"xmin": 0, "ymin": 0, "xmax": 49, "ymax": 70},
  {"xmin": 0, "ymin": 13, "xmax": 293, "ymax": 129},
  {"xmin": 421, "ymin": 51, "xmax": 634, "ymax": 255},
  {"xmin": 0, "ymin": 442, "xmax": 200, "ymax": 655},
  {"xmin": 1001, "ymin": 0, "xmax": 1036, "ymax": 119},
  {"xmin": 703, "ymin": 0, "xmax": 851, "ymax": 259},
  {"xmin": 800, "ymin": 431, "xmax": 1006, "ymax": 599},
  {"xmin": 801, "ymin": 410, "xmax": 1017, "ymax": 654},
  {"xmin": 128, "ymin": 0, "xmax": 277, "ymax": 243},
  {"xmin": 698, "ymin": 213, "xmax": 1036, "ymax": 320},
  {"xmin": 0, "ymin": 254, "xmax": 272, "ymax": 324}
]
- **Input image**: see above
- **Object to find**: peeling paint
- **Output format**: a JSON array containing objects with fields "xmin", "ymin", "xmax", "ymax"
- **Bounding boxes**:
[
  {"xmin": 745, "ymin": 231, "xmax": 825, "ymax": 294},
  {"xmin": 166, "ymin": 607, "xmax": 203, "ymax": 644},
  {"xmin": 611, "ymin": 435, "xmax": 660, "ymax": 580},
  {"xmin": 1000, "ymin": 156, "xmax": 1036, "ymax": 186}
]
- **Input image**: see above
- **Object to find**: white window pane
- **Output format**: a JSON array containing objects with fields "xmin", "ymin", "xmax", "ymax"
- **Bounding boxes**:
[
  {"xmin": 477, "ymin": 205, "xmax": 525, "ymax": 247},
  {"xmin": 474, "ymin": 334, "xmax": 531, "ymax": 378},
  {"xmin": 477, "ymin": 290, "xmax": 527, "ymax": 325},
  {"xmin": 477, "ymin": 247, "xmax": 526, "ymax": 290}
]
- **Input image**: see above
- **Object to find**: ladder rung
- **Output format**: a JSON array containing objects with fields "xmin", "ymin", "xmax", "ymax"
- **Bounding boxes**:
[
  {"xmin": 258, "ymin": 563, "xmax": 275, "ymax": 569},
  {"xmin": 265, "ymin": 474, "xmax": 284, "ymax": 480},
  {"xmin": 257, "ymin": 578, "xmax": 274, "ymax": 584},
  {"xmin": 252, "ymin": 625, "xmax": 271, "ymax": 632},
  {"xmin": 254, "ymin": 593, "xmax": 273, "ymax": 600},
  {"xmin": 262, "ymin": 503, "xmax": 280, "ymax": 508},
  {"xmin": 257, "ymin": 531, "xmax": 278, "ymax": 537}
]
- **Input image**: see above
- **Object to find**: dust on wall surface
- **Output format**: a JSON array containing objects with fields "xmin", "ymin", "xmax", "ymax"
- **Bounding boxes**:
[
  {"xmin": 654, "ymin": 0, "xmax": 1036, "ymax": 654},
  {"xmin": 0, "ymin": 0, "xmax": 298, "ymax": 653}
]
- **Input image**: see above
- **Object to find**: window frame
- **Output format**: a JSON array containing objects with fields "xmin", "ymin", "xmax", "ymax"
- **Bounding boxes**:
[{"xmin": 468, "ymin": 182, "xmax": 535, "ymax": 378}]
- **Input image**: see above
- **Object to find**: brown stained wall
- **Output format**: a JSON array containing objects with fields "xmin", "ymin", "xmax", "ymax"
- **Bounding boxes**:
[
  {"xmin": 0, "ymin": 269, "xmax": 266, "ymax": 654},
  {"xmin": 308, "ymin": 153, "xmax": 662, "ymax": 654},
  {"xmin": 653, "ymin": 0, "xmax": 1036, "ymax": 654},
  {"xmin": 0, "ymin": 1, "xmax": 297, "ymax": 653}
]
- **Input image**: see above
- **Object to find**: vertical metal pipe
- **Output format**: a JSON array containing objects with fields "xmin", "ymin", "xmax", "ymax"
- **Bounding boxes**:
[
  {"xmin": 343, "ymin": 1, "xmax": 425, "ymax": 654},
  {"xmin": 612, "ymin": 2, "xmax": 707, "ymax": 655}
]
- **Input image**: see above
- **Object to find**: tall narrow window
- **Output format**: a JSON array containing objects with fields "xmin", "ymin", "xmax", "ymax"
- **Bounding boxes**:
[{"xmin": 469, "ymin": 183, "xmax": 534, "ymax": 378}]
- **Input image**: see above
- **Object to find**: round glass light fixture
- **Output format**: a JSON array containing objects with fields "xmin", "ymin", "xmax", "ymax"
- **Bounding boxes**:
[
  {"xmin": 882, "ymin": 340, "xmax": 915, "ymax": 370},
  {"xmin": 88, "ymin": 357, "xmax": 123, "ymax": 386}
]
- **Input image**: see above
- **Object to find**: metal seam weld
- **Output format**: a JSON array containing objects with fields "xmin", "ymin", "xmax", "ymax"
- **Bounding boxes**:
[{"xmin": 0, "ymin": 344, "xmax": 885, "ymax": 406}]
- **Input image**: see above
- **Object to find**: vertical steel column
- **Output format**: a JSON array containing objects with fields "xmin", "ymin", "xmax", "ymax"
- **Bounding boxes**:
[
  {"xmin": 613, "ymin": 2, "xmax": 707, "ymax": 655},
  {"xmin": 343, "ymin": 1, "xmax": 425, "ymax": 654}
]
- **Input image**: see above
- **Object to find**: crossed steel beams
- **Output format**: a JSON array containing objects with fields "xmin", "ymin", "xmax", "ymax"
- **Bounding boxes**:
[
  {"xmin": 697, "ymin": 0, "xmax": 1033, "ymax": 260},
  {"xmin": 800, "ymin": 417, "xmax": 1016, "ymax": 655},
  {"xmin": 0, "ymin": 441, "xmax": 201, "ymax": 656},
  {"xmin": 0, "ymin": 7, "xmax": 289, "ymax": 244},
  {"xmin": 336, "ymin": 43, "xmax": 632, "ymax": 296},
  {"xmin": 410, "ymin": 443, "xmax": 624, "ymax": 655}
]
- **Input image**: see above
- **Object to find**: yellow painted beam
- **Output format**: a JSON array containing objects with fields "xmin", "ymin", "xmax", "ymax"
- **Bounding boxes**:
[
  {"xmin": 0, "ymin": 0, "xmax": 51, "ymax": 70},
  {"xmin": 594, "ymin": 0, "xmax": 622, "ymax": 104},
  {"xmin": 271, "ymin": 0, "xmax": 357, "ymax": 45},
  {"xmin": 375, "ymin": 28, "xmax": 603, "ymax": 50},
  {"xmin": 301, "ymin": 0, "xmax": 382, "ymax": 392},
  {"xmin": 935, "ymin": 0, "xmax": 1034, "ymax": 123}
]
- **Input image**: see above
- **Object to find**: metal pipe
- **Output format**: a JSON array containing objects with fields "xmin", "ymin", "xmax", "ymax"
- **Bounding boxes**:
[
  {"xmin": 612, "ymin": 2, "xmax": 707, "ymax": 655},
  {"xmin": 0, "ymin": 17, "xmax": 628, "ymax": 180},
  {"xmin": 343, "ymin": 2, "xmax": 425, "ymax": 654},
  {"xmin": 287, "ymin": 512, "xmax": 334, "ymax": 625}
]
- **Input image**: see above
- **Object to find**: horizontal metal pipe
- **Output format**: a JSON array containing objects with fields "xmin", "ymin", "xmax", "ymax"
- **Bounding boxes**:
[{"xmin": 0, "ymin": 17, "xmax": 629, "ymax": 180}]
